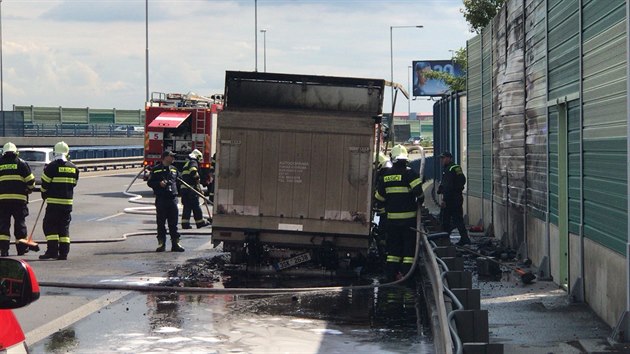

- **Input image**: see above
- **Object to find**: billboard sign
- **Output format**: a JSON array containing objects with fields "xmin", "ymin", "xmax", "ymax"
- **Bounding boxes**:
[{"xmin": 412, "ymin": 60, "xmax": 463, "ymax": 97}]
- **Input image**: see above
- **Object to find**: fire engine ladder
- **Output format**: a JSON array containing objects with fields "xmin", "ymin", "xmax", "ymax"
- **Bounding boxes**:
[{"xmin": 193, "ymin": 109, "xmax": 207, "ymax": 151}]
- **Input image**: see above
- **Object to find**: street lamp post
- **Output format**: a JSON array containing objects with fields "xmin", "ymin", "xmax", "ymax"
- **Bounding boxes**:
[
  {"xmin": 407, "ymin": 65, "xmax": 412, "ymax": 117},
  {"xmin": 389, "ymin": 25, "xmax": 422, "ymax": 143},
  {"xmin": 448, "ymin": 49, "xmax": 456, "ymax": 70},
  {"xmin": 260, "ymin": 29, "xmax": 267, "ymax": 72}
]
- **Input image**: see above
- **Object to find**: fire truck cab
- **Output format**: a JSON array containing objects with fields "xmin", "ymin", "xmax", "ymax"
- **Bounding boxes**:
[{"xmin": 143, "ymin": 92, "xmax": 223, "ymax": 185}]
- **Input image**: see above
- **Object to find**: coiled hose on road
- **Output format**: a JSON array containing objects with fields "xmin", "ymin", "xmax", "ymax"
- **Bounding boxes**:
[{"xmin": 40, "ymin": 167, "xmax": 427, "ymax": 295}]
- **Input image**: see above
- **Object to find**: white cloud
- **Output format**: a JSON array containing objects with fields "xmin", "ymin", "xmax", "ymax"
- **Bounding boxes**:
[{"xmin": 2, "ymin": 0, "xmax": 473, "ymax": 112}]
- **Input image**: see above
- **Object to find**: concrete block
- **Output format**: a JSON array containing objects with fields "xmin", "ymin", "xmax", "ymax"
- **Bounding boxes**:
[
  {"xmin": 452, "ymin": 288, "xmax": 480, "ymax": 310},
  {"xmin": 476, "ymin": 257, "xmax": 501, "ymax": 277},
  {"xmin": 434, "ymin": 246, "xmax": 456, "ymax": 258},
  {"xmin": 442, "ymin": 257, "xmax": 464, "ymax": 271},
  {"xmin": 463, "ymin": 343, "xmax": 504, "ymax": 354},
  {"xmin": 445, "ymin": 271, "xmax": 472, "ymax": 289},
  {"xmin": 428, "ymin": 232, "xmax": 452, "ymax": 246},
  {"xmin": 454, "ymin": 310, "xmax": 489, "ymax": 343}
]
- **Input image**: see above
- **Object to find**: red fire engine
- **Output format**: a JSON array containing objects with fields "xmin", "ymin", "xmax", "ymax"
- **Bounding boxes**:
[{"xmin": 143, "ymin": 92, "xmax": 223, "ymax": 185}]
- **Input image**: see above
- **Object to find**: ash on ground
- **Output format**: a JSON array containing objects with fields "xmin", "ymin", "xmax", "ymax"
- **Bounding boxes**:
[{"xmin": 161, "ymin": 254, "xmax": 232, "ymax": 287}]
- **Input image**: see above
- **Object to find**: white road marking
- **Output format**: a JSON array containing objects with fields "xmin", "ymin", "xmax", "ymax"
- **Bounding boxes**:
[
  {"xmin": 94, "ymin": 212, "xmax": 125, "ymax": 221},
  {"xmin": 25, "ymin": 290, "xmax": 131, "ymax": 347}
]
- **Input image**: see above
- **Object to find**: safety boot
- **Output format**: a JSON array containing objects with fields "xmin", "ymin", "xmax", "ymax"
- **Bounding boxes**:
[
  {"xmin": 39, "ymin": 240, "xmax": 59, "ymax": 260},
  {"xmin": 196, "ymin": 220, "xmax": 211, "ymax": 229},
  {"xmin": 58, "ymin": 243, "xmax": 70, "ymax": 260},
  {"xmin": 16, "ymin": 242, "xmax": 29, "ymax": 256},
  {"xmin": 182, "ymin": 224, "xmax": 192, "ymax": 230},
  {"xmin": 156, "ymin": 243, "xmax": 166, "ymax": 252},
  {"xmin": 171, "ymin": 240, "xmax": 185, "ymax": 252}
]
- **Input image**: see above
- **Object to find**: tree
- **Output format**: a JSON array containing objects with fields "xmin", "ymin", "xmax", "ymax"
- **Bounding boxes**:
[
  {"xmin": 461, "ymin": 0, "xmax": 506, "ymax": 33},
  {"xmin": 423, "ymin": 47, "xmax": 467, "ymax": 92}
]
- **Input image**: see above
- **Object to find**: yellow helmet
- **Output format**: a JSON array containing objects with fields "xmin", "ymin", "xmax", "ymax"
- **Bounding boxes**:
[
  {"xmin": 377, "ymin": 152, "xmax": 390, "ymax": 168},
  {"xmin": 54, "ymin": 141, "xmax": 70, "ymax": 155},
  {"xmin": 188, "ymin": 149, "xmax": 203, "ymax": 161},
  {"xmin": 390, "ymin": 144, "xmax": 408, "ymax": 162},
  {"xmin": 2, "ymin": 142, "xmax": 17, "ymax": 154}
]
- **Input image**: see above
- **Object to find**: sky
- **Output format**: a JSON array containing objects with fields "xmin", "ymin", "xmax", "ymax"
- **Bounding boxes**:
[{"xmin": 2, "ymin": 0, "xmax": 475, "ymax": 113}]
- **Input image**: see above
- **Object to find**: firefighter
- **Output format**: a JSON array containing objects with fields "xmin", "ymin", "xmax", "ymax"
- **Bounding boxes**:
[
  {"xmin": 374, "ymin": 145, "xmax": 424, "ymax": 281},
  {"xmin": 180, "ymin": 149, "xmax": 210, "ymax": 229},
  {"xmin": 437, "ymin": 151, "xmax": 471, "ymax": 246},
  {"xmin": 39, "ymin": 141, "xmax": 79, "ymax": 260},
  {"xmin": 0, "ymin": 142, "xmax": 35, "ymax": 257},
  {"xmin": 147, "ymin": 150, "xmax": 184, "ymax": 252}
]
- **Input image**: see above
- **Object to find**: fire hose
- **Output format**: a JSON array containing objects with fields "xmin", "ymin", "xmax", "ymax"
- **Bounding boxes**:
[{"xmin": 39, "ymin": 167, "xmax": 427, "ymax": 294}]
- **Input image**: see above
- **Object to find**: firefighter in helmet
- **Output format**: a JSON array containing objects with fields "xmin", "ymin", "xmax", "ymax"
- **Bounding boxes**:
[
  {"xmin": 374, "ymin": 144, "xmax": 424, "ymax": 281},
  {"xmin": 39, "ymin": 141, "xmax": 79, "ymax": 260},
  {"xmin": 0, "ymin": 142, "xmax": 35, "ymax": 257},
  {"xmin": 180, "ymin": 149, "xmax": 210, "ymax": 229}
]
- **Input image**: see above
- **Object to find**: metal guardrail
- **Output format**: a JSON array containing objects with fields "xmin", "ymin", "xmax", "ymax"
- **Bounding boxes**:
[
  {"xmin": 73, "ymin": 156, "xmax": 144, "ymax": 172},
  {"xmin": 23, "ymin": 123, "xmax": 144, "ymax": 137},
  {"xmin": 419, "ymin": 230, "xmax": 455, "ymax": 354}
]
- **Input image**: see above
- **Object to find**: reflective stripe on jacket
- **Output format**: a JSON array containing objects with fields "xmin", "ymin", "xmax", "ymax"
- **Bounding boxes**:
[
  {"xmin": 0, "ymin": 154, "xmax": 35, "ymax": 203},
  {"xmin": 440, "ymin": 162, "xmax": 466, "ymax": 202},
  {"xmin": 147, "ymin": 163, "xmax": 179, "ymax": 198},
  {"xmin": 181, "ymin": 158, "xmax": 200, "ymax": 190},
  {"xmin": 41, "ymin": 159, "xmax": 79, "ymax": 209},
  {"xmin": 375, "ymin": 164, "xmax": 423, "ymax": 222}
]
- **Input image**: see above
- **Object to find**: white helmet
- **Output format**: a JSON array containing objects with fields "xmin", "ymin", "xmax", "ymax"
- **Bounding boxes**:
[
  {"xmin": 390, "ymin": 144, "xmax": 408, "ymax": 162},
  {"xmin": 2, "ymin": 142, "xmax": 17, "ymax": 154},
  {"xmin": 188, "ymin": 149, "xmax": 203, "ymax": 161},
  {"xmin": 54, "ymin": 141, "xmax": 70, "ymax": 155}
]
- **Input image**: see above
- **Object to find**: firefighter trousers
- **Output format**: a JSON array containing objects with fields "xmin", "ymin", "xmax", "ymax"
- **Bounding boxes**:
[
  {"xmin": 385, "ymin": 220, "xmax": 417, "ymax": 281},
  {"xmin": 155, "ymin": 197, "xmax": 180, "ymax": 246},
  {"xmin": 42, "ymin": 206, "xmax": 72, "ymax": 257},
  {"xmin": 181, "ymin": 191, "xmax": 204, "ymax": 228},
  {"xmin": 0, "ymin": 201, "xmax": 28, "ymax": 254},
  {"xmin": 441, "ymin": 203, "xmax": 469, "ymax": 239}
]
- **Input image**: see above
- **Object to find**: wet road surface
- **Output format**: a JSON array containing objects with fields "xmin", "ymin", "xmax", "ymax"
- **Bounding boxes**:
[{"xmin": 30, "ymin": 287, "xmax": 433, "ymax": 353}]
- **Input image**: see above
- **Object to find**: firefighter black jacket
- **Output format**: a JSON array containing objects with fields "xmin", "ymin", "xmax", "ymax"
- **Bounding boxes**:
[
  {"xmin": 41, "ymin": 159, "xmax": 79, "ymax": 210},
  {"xmin": 374, "ymin": 162, "xmax": 423, "ymax": 224},
  {"xmin": 147, "ymin": 163, "xmax": 179, "ymax": 199},
  {"xmin": 0, "ymin": 153, "xmax": 35, "ymax": 204},
  {"xmin": 439, "ymin": 161, "xmax": 466, "ymax": 204}
]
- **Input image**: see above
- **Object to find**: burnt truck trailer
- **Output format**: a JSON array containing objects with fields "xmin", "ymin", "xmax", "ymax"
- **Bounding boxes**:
[{"xmin": 212, "ymin": 71, "xmax": 385, "ymax": 269}]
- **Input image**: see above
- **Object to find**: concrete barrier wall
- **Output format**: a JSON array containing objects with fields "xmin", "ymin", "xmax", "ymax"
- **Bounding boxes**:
[
  {"xmin": 569, "ymin": 233, "xmax": 581, "ymax": 300},
  {"xmin": 526, "ymin": 215, "xmax": 547, "ymax": 278},
  {"xmin": 466, "ymin": 195, "xmax": 483, "ymax": 228},
  {"xmin": 549, "ymin": 223, "xmax": 560, "ymax": 286},
  {"xmin": 584, "ymin": 238, "xmax": 626, "ymax": 327}
]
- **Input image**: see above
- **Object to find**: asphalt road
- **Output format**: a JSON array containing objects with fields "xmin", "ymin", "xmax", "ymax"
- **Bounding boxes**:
[{"xmin": 11, "ymin": 169, "xmax": 433, "ymax": 353}]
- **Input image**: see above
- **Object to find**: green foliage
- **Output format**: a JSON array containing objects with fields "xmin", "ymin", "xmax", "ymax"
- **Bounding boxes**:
[
  {"xmin": 424, "ymin": 47, "xmax": 467, "ymax": 93},
  {"xmin": 461, "ymin": 0, "xmax": 506, "ymax": 33}
]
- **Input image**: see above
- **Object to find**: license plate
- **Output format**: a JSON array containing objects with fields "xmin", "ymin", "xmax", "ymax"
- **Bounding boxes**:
[{"xmin": 273, "ymin": 252, "xmax": 312, "ymax": 271}]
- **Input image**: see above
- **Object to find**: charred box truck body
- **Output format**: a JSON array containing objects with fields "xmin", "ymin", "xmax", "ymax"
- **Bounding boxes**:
[{"xmin": 212, "ymin": 71, "xmax": 385, "ymax": 269}]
